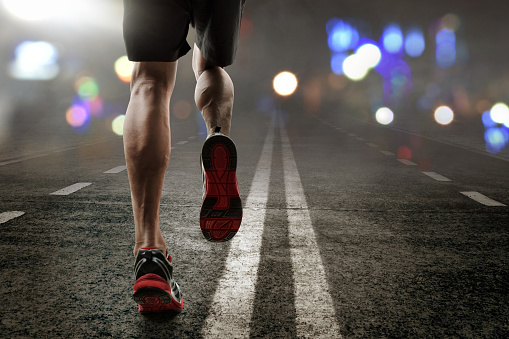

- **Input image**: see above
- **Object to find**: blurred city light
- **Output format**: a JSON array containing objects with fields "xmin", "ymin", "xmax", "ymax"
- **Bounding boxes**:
[
  {"xmin": 2, "ymin": 0, "xmax": 62, "ymax": 21},
  {"xmin": 434, "ymin": 106, "xmax": 454, "ymax": 125},
  {"xmin": 482, "ymin": 111, "xmax": 497, "ymax": 128},
  {"xmin": 273, "ymin": 71, "xmax": 298, "ymax": 96},
  {"xmin": 355, "ymin": 44, "xmax": 382, "ymax": 68},
  {"xmin": 75, "ymin": 77, "xmax": 99, "ymax": 101},
  {"xmin": 436, "ymin": 29, "xmax": 456, "ymax": 68},
  {"xmin": 173, "ymin": 100, "xmax": 192, "ymax": 120},
  {"xmin": 375, "ymin": 107, "xmax": 394, "ymax": 125},
  {"xmin": 404, "ymin": 28, "xmax": 426, "ymax": 57},
  {"xmin": 114, "ymin": 56, "xmax": 134, "ymax": 83},
  {"xmin": 66, "ymin": 105, "xmax": 89, "ymax": 128},
  {"xmin": 397, "ymin": 145, "xmax": 412, "ymax": 160},
  {"xmin": 112, "ymin": 115, "xmax": 125, "ymax": 136},
  {"xmin": 327, "ymin": 19, "xmax": 359, "ymax": 53},
  {"xmin": 330, "ymin": 53, "xmax": 348, "ymax": 75},
  {"xmin": 382, "ymin": 24, "xmax": 403, "ymax": 54},
  {"xmin": 441, "ymin": 13, "xmax": 461, "ymax": 31},
  {"xmin": 490, "ymin": 103, "xmax": 509, "ymax": 125},
  {"xmin": 342, "ymin": 54, "xmax": 369, "ymax": 81},
  {"xmin": 9, "ymin": 41, "xmax": 59, "ymax": 80}
]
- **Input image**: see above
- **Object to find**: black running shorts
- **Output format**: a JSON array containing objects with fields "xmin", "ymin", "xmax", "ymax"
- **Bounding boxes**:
[{"xmin": 123, "ymin": 0, "xmax": 246, "ymax": 67}]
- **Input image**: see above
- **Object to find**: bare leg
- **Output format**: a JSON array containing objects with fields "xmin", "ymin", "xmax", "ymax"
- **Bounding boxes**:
[
  {"xmin": 192, "ymin": 44, "xmax": 234, "ymax": 136},
  {"xmin": 123, "ymin": 61, "xmax": 177, "ymax": 257}
]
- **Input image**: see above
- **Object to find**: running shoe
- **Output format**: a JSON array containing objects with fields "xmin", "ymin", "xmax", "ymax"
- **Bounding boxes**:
[
  {"xmin": 132, "ymin": 248, "xmax": 183, "ymax": 313},
  {"xmin": 200, "ymin": 126, "xmax": 242, "ymax": 242}
]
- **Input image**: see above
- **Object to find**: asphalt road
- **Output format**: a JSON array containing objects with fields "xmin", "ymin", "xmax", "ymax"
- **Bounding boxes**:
[{"xmin": 1, "ymin": 100, "xmax": 508, "ymax": 338}]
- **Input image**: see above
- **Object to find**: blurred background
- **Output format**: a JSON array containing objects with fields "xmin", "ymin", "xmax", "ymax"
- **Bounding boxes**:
[{"xmin": 1, "ymin": 0, "xmax": 509, "ymax": 161}]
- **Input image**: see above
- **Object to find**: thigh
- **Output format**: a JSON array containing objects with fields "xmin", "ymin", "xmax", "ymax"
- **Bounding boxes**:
[
  {"xmin": 192, "ymin": 0, "xmax": 247, "ymax": 67},
  {"xmin": 123, "ymin": 0, "xmax": 192, "ymax": 62}
]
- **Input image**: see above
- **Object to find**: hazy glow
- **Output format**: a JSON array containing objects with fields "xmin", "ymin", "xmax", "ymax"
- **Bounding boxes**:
[
  {"xmin": 375, "ymin": 107, "xmax": 394, "ymax": 125},
  {"xmin": 434, "ymin": 106, "xmax": 454, "ymax": 125},
  {"xmin": 66, "ymin": 105, "xmax": 88, "ymax": 127},
  {"xmin": 397, "ymin": 145, "xmax": 412, "ymax": 160},
  {"xmin": 405, "ymin": 29, "xmax": 425, "ymax": 57},
  {"xmin": 490, "ymin": 103, "xmax": 509, "ymax": 125},
  {"xmin": 114, "ymin": 56, "xmax": 134, "ymax": 83},
  {"xmin": 112, "ymin": 115, "xmax": 125, "ymax": 136},
  {"xmin": 9, "ymin": 41, "xmax": 59, "ymax": 80},
  {"xmin": 327, "ymin": 20, "xmax": 359, "ymax": 53},
  {"xmin": 436, "ymin": 29, "xmax": 456, "ymax": 68},
  {"xmin": 75, "ymin": 77, "xmax": 99, "ymax": 101},
  {"xmin": 2, "ymin": 0, "xmax": 65, "ymax": 21},
  {"xmin": 382, "ymin": 24, "xmax": 403, "ymax": 54},
  {"xmin": 331, "ymin": 53, "xmax": 347, "ymax": 75},
  {"xmin": 485, "ymin": 127, "xmax": 509, "ymax": 153},
  {"xmin": 173, "ymin": 101, "xmax": 192, "ymax": 120},
  {"xmin": 343, "ymin": 54, "xmax": 369, "ymax": 81},
  {"xmin": 356, "ymin": 44, "xmax": 382, "ymax": 68},
  {"xmin": 442, "ymin": 13, "xmax": 461, "ymax": 31},
  {"xmin": 273, "ymin": 72, "xmax": 298, "ymax": 96}
]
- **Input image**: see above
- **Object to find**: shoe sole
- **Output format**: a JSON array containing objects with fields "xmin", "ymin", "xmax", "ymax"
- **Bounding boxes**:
[
  {"xmin": 133, "ymin": 274, "xmax": 183, "ymax": 313},
  {"xmin": 200, "ymin": 134, "xmax": 242, "ymax": 242}
]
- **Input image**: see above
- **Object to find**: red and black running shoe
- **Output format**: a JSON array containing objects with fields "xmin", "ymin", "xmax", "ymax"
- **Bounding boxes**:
[
  {"xmin": 200, "ymin": 126, "xmax": 242, "ymax": 242},
  {"xmin": 133, "ymin": 248, "xmax": 183, "ymax": 313}
]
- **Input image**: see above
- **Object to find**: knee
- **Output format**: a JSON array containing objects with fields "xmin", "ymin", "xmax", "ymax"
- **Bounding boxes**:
[{"xmin": 130, "ymin": 62, "xmax": 177, "ymax": 97}]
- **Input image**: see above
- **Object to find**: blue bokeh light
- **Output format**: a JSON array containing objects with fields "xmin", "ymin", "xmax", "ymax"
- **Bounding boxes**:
[
  {"xmin": 331, "ymin": 53, "xmax": 348, "ymax": 75},
  {"xmin": 485, "ymin": 127, "xmax": 509, "ymax": 153},
  {"xmin": 482, "ymin": 110, "xmax": 498, "ymax": 128},
  {"xmin": 405, "ymin": 28, "xmax": 425, "ymax": 57},
  {"xmin": 436, "ymin": 29, "xmax": 456, "ymax": 68},
  {"xmin": 327, "ymin": 20, "xmax": 359, "ymax": 53},
  {"xmin": 382, "ymin": 24, "xmax": 404, "ymax": 54}
]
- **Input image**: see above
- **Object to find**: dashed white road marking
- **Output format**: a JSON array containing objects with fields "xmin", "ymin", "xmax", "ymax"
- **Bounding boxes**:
[
  {"xmin": 50, "ymin": 183, "xmax": 92, "ymax": 196},
  {"xmin": 460, "ymin": 192, "xmax": 507, "ymax": 206},
  {"xmin": 280, "ymin": 127, "xmax": 342, "ymax": 338},
  {"xmin": 422, "ymin": 171, "xmax": 451, "ymax": 182},
  {"xmin": 380, "ymin": 150, "xmax": 394, "ymax": 155},
  {"xmin": 366, "ymin": 143, "xmax": 378, "ymax": 148},
  {"xmin": 103, "ymin": 165, "xmax": 127, "ymax": 174},
  {"xmin": 202, "ymin": 122, "xmax": 275, "ymax": 338},
  {"xmin": 356, "ymin": 137, "xmax": 365, "ymax": 141},
  {"xmin": 176, "ymin": 141, "xmax": 188, "ymax": 145},
  {"xmin": 0, "ymin": 211, "xmax": 25, "ymax": 224},
  {"xmin": 397, "ymin": 159, "xmax": 417, "ymax": 165},
  {"xmin": 188, "ymin": 136, "xmax": 196, "ymax": 140},
  {"xmin": 348, "ymin": 133, "xmax": 356, "ymax": 137}
]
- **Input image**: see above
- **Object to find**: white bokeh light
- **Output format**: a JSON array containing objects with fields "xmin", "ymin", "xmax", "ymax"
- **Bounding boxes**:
[
  {"xmin": 490, "ymin": 103, "xmax": 509, "ymax": 125},
  {"xmin": 356, "ymin": 44, "xmax": 382, "ymax": 68},
  {"xmin": 2, "ymin": 0, "xmax": 65, "ymax": 21},
  {"xmin": 342, "ymin": 54, "xmax": 369, "ymax": 81},
  {"xmin": 112, "ymin": 115, "xmax": 125, "ymax": 136},
  {"xmin": 434, "ymin": 106, "xmax": 454, "ymax": 125},
  {"xmin": 273, "ymin": 71, "xmax": 298, "ymax": 96},
  {"xmin": 9, "ymin": 41, "xmax": 59, "ymax": 80},
  {"xmin": 375, "ymin": 107, "xmax": 394, "ymax": 125}
]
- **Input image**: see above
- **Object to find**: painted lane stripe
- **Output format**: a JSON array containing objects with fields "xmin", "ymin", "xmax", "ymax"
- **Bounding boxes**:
[
  {"xmin": 366, "ymin": 143, "xmax": 378, "ymax": 148},
  {"xmin": 280, "ymin": 127, "xmax": 342, "ymax": 338},
  {"xmin": 104, "ymin": 165, "xmax": 127, "ymax": 174},
  {"xmin": 422, "ymin": 171, "xmax": 451, "ymax": 182},
  {"xmin": 176, "ymin": 141, "xmax": 188, "ymax": 145},
  {"xmin": 0, "ymin": 154, "xmax": 49, "ymax": 166},
  {"xmin": 202, "ymin": 122, "xmax": 275, "ymax": 338},
  {"xmin": 188, "ymin": 136, "xmax": 196, "ymax": 140},
  {"xmin": 397, "ymin": 159, "xmax": 417, "ymax": 165},
  {"xmin": 356, "ymin": 137, "xmax": 365, "ymax": 141},
  {"xmin": 347, "ymin": 133, "xmax": 356, "ymax": 137},
  {"xmin": 50, "ymin": 183, "xmax": 92, "ymax": 196},
  {"xmin": 460, "ymin": 192, "xmax": 507, "ymax": 206},
  {"xmin": 0, "ymin": 211, "xmax": 25, "ymax": 224},
  {"xmin": 380, "ymin": 150, "xmax": 394, "ymax": 155}
]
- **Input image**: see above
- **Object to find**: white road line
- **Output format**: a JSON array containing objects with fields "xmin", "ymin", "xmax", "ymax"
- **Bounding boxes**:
[
  {"xmin": 397, "ymin": 159, "xmax": 417, "ymax": 165},
  {"xmin": 202, "ymin": 122, "xmax": 275, "ymax": 338},
  {"xmin": 103, "ymin": 165, "xmax": 127, "ymax": 174},
  {"xmin": 176, "ymin": 141, "xmax": 188, "ymax": 145},
  {"xmin": 280, "ymin": 127, "xmax": 342, "ymax": 338},
  {"xmin": 0, "ymin": 211, "xmax": 25, "ymax": 224},
  {"xmin": 188, "ymin": 136, "xmax": 196, "ymax": 139},
  {"xmin": 50, "ymin": 183, "xmax": 92, "ymax": 196},
  {"xmin": 366, "ymin": 143, "xmax": 378, "ymax": 148},
  {"xmin": 348, "ymin": 133, "xmax": 356, "ymax": 137},
  {"xmin": 422, "ymin": 171, "xmax": 451, "ymax": 182},
  {"xmin": 356, "ymin": 137, "xmax": 365, "ymax": 141},
  {"xmin": 460, "ymin": 192, "xmax": 507, "ymax": 206},
  {"xmin": 0, "ymin": 154, "xmax": 49, "ymax": 166},
  {"xmin": 380, "ymin": 150, "xmax": 394, "ymax": 155}
]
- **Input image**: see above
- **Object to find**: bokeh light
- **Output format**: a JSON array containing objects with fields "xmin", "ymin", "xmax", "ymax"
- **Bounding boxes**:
[
  {"xmin": 173, "ymin": 100, "xmax": 192, "ymax": 120},
  {"xmin": 375, "ymin": 107, "xmax": 394, "ymax": 125},
  {"xmin": 114, "ymin": 56, "xmax": 134, "ymax": 83},
  {"xmin": 2, "ymin": 0, "xmax": 61, "ymax": 21},
  {"xmin": 75, "ymin": 77, "xmax": 99, "ymax": 101},
  {"xmin": 327, "ymin": 19, "xmax": 359, "ymax": 53},
  {"xmin": 441, "ymin": 13, "xmax": 461, "ymax": 31},
  {"xmin": 112, "ymin": 115, "xmax": 125, "ymax": 136},
  {"xmin": 482, "ymin": 110, "xmax": 497, "ymax": 128},
  {"xmin": 382, "ymin": 24, "xmax": 404, "ymax": 54},
  {"xmin": 436, "ymin": 29, "xmax": 456, "ymax": 68},
  {"xmin": 405, "ymin": 28, "xmax": 425, "ymax": 57},
  {"xmin": 331, "ymin": 53, "xmax": 348, "ymax": 75},
  {"xmin": 490, "ymin": 103, "xmax": 509, "ymax": 125},
  {"xmin": 485, "ymin": 127, "xmax": 509, "ymax": 153},
  {"xmin": 434, "ymin": 106, "xmax": 454, "ymax": 125},
  {"xmin": 397, "ymin": 145, "xmax": 412, "ymax": 160},
  {"xmin": 273, "ymin": 71, "xmax": 298, "ymax": 96},
  {"xmin": 66, "ymin": 105, "xmax": 89, "ymax": 128},
  {"xmin": 356, "ymin": 44, "xmax": 382, "ymax": 68},
  {"xmin": 9, "ymin": 41, "xmax": 59, "ymax": 80},
  {"xmin": 342, "ymin": 54, "xmax": 369, "ymax": 81}
]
